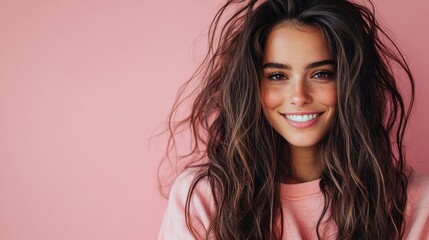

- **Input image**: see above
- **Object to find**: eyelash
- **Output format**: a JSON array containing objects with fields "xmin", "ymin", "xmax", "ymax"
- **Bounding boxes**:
[
  {"xmin": 267, "ymin": 72, "xmax": 287, "ymax": 81},
  {"xmin": 313, "ymin": 71, "xmax": 334, "ymax": 79},
  {"xmin": 266, "ymin": 71, "xmax": 334, "ymax": 81}
]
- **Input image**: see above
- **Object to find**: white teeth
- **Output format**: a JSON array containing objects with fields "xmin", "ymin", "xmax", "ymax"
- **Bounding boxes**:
[{"xmin": 285, "ymin": 114, "xmax": 319, "ymax": 122}]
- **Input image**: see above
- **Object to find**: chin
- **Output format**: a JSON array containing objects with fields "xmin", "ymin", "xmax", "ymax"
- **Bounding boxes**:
[{"xmin": 282, "ymin": 134, "xmax": 325, "ymax": 149}]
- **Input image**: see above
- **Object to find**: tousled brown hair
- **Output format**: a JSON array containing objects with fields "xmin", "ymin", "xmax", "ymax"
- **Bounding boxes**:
[{"xmin": 161, "ymin": 0, "xmax": 415, "ymax": 239}]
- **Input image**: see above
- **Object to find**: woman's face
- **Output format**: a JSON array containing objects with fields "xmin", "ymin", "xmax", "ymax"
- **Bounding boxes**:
[{"xmin": 261, "ymin": 23, "xmax": 337, "ymax": 149}]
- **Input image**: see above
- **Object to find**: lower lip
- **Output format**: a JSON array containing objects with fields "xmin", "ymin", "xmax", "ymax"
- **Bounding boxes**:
[{"xmin": 282, "ymin": 114, "xmax": 322, "ymax": 129}]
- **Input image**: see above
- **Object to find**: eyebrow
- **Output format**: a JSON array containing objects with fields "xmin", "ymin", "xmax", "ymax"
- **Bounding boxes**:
[{"xmin": 262, "ymin": 60, "xmax": 335, "ymax": 70}]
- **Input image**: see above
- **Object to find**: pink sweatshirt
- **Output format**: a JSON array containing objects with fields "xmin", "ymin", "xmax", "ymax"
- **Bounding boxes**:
[{"xmin": 159, "ymin": 169, "xmax": 429, "ymax": 239}]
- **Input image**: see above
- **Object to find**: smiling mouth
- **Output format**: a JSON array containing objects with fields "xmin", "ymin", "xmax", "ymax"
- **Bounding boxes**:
[{"xmin": 284, "ymin": 113, "xmax": 322, "ymax": 122}]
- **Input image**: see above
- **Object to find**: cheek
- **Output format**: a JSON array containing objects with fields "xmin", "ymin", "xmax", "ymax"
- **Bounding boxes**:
[
  {"xmin": 261, "ymin": 86, "xmax": 284, "ymax": 110},
  {"xmin": 316, "ymin": 84, "xmax": 337, "ymax": 107},
  {"xmin": 326, "ymin": 86, "xmax": 337, "ymax": 106}
]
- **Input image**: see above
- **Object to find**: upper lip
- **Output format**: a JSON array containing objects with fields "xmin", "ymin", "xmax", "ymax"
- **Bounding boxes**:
[{"xmin": 282, "ymin": 111, "xmax": 324, "ymax": 115}]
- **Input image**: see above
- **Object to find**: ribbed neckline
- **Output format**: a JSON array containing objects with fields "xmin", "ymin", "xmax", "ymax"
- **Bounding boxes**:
[{"xmin": 280, "ymin": 178, "xmax": 322, "ymax": 200}]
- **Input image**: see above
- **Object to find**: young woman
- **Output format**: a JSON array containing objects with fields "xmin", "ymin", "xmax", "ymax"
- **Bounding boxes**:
[{"xmin": 159, "ymin": 0, "xmax": 429, "ymax": 239}]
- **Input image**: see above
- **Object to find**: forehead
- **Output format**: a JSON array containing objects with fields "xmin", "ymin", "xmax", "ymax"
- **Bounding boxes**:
[{"xmin": 263, "ymin": 22, "xmax": 331, "ymax": 64}]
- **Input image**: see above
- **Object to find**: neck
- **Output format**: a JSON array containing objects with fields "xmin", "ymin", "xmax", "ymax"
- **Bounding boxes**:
[{"xmin": 285, "ymin": 145, "xmax": 322, "ymax": 184}]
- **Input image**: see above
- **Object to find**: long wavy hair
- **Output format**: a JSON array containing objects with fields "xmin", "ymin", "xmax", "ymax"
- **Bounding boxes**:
[{"xmin": 162, "ymin": 0, "xmax": 415, "ymax": 239}]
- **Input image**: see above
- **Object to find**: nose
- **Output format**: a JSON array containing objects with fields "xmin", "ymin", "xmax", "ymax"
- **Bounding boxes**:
[{"xmin": 289, "ymin": 79, "xmax": 311, "ymax": 106}]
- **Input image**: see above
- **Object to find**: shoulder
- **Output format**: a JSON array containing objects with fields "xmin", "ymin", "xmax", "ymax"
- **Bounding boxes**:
[
  {"xmin": 407, "ymin": 171, "xmax": 429, "ymax": 206},
  {"xmin": 168, "ymin": 167, "xmax": 214, "ymax": 211},
  {"xmin": 404, "ymin": 171, "xmax": 429, "ymax": 238},
  {"xmin": 158, "ymin": 167, "xmax": 214, "ymax": 240}
]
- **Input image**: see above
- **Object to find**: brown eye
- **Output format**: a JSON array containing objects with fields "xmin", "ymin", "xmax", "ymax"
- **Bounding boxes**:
[
  {"xmin": 268, "ymin": 73, "xmax": 287, "ymax": 81},
  {"xmin": 312, "ymin": 71, "xmax": 333, "ymax": 80}
]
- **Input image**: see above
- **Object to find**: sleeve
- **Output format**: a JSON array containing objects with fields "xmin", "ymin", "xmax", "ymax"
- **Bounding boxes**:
[
  {"xmin": 158, "ymin": 169, "xmax": 214, "ymax": 240},
  {"xmin": 404, "ymin": 172, "xmax": 429, "ymax": 239}
]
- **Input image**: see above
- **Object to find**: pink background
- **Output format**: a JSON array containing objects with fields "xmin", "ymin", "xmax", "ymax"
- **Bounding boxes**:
[{"xmin": 0, "ymin": 0, "xmax": 427, "ymax": 239}]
